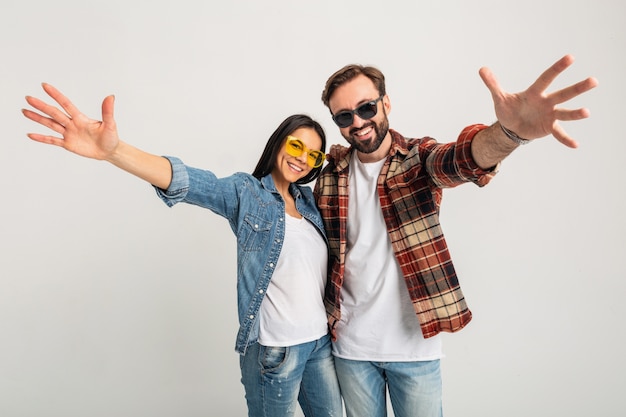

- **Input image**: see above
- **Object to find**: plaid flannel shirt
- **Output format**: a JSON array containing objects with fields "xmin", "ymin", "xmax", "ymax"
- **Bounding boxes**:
[{"xmin": 314, "ymin": 124, "xmax": 496, "ymax": 340}]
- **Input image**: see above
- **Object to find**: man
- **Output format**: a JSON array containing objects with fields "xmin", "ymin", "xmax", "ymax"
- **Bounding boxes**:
[{"xmin": 313, "ymin": 55, "xmax": 597, "ymax": 417}]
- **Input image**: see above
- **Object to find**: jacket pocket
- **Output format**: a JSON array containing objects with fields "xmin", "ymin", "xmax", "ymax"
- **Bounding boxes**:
[{"xmin": 238, "ymin": 213, "xmax": 272, "ymax": 252}]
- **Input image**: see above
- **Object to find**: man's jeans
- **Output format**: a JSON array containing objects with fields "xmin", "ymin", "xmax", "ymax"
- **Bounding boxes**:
[
  {"xmin": 334, "ymin": 357, "xmax": 442, "ymax": 417},
  {"xmin": 240, "ymin": 334, "xmax": 342, "ymax": 417}
]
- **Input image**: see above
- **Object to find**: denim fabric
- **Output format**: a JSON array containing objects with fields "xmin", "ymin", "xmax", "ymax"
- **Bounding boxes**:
[
  {"xmin": 334, "ymin": 358, "xmax": 442, "ymax": 417},
  {"xmin": 155, "ymin": 157, "xmax": 327, "ymax": 354},
  {"xmin": 240, "ymin": 334, "xmax": 342, "ymax": 417}
]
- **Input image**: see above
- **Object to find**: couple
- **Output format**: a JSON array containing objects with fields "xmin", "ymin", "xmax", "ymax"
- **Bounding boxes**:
[{"xmin": 22, "ymin": 55, "xmax": 596, "ymax": 417}]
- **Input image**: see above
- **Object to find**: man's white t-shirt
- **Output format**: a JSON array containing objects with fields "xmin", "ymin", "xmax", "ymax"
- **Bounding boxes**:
[{"xmin": 332, "ymin": 152, "xmax": 442, "ymax": 361}]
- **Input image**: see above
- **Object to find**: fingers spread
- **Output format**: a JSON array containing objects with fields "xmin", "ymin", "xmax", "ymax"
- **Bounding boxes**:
[
  {"xmin": 548, "ymin": 77, "xmax": 599, "ymax": 105},
  {"xmin": 26, "ymin": 132, "xmax": 65, "ymax": 148},
  {"xmin": 554, "ymin": 107, "xmax": 591, "ymax": 122},
  {"xmin": 25, "ymin": 94, "xmax": 72, "ymax": 127},
  {"xmin": 478, "ymin": 66, "xmax": 502, "ymax": 97},
  {"xmin": 551, "ymin": 123, "xmax": 578, "ymax": 149},
  {"xmin": 42, "ymin": 83, "xmax": 81, "ymax": 118},
  {"xmin": 527, "ymin": 54, "xmax": 575, "ymax": 95},
  {"xmin": 101, "ymin": 95, "xmax": 116, "ymax": 124},
  {"xmin": 21, "ymin": 108, "xmax": 66, "ymax": 133}
]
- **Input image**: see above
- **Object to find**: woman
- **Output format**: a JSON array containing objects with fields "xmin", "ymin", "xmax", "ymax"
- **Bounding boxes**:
[{"xmin": 22, "ymin": 83, "xmax": 342, "ymax": 417}]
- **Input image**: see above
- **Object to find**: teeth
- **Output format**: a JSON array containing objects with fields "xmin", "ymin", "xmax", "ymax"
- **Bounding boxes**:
[
  {"xmin": 288, "ymin": 162, "xmax": 303, "ymax": 172},
  {"xmin": 356, "ymin": 127, "xmax": 372, "ymax": 137}
]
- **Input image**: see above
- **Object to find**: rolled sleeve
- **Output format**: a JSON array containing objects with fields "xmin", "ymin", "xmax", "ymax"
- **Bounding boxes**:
[
  {"xmin": 456, "ymin": 124, "xmax": 499, "ymax": 187},
  {"xmin": 154, "ymin": 156, "xmax": 190, "ymax": 207}
]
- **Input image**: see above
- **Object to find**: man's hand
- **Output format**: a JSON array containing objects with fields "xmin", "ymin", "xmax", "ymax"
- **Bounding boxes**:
[{"xmin": 479, "ymin": 54, "xmax": 598, "ymax": 148}]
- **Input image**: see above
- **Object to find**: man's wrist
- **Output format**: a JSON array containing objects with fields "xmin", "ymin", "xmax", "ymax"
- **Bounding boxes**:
[{"xmin": 499, "ymin": 123, "xmax": 531, "ymax": 146}]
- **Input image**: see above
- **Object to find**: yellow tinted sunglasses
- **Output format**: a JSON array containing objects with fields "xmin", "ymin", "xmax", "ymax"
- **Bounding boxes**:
[{"xmin": 285, "ymin": 136, "xmax": 326, "ymax": 168}]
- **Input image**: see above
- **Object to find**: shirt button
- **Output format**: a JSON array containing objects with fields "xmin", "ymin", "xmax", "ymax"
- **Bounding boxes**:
[
  {"xmin": 269, "ymin": 263, "xmax": 274, "ymax": 268},
  {"xmin": 259, "ymin": 289, "xmax": 264, "ymax": 294},
  {"xmin": 249, "ymin": 315, "xmax": 254, "ymax": 320},
  {"xmin": 254, "ymin": 224, "xmax": 259, "ymax": 229}
]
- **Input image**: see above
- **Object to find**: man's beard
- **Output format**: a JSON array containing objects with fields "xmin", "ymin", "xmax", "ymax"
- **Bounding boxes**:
[{"xmin": 343, "ymin": 115, "xmax": 389, "ymax": 155}]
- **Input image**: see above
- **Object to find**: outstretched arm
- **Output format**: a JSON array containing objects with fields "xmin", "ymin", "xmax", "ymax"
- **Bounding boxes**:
[
  {"xmin": 471, "ymin": 54, "xmax": 599, "ymax": 169},
  {"xmin": 23, "ymin": 83, "xmax": 173, "ymax": 189}
]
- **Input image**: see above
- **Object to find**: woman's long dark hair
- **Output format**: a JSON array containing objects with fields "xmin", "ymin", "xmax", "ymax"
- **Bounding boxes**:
[{"xmin": 252, "ymin": 114, "xmax": 326, "ymax": 185}]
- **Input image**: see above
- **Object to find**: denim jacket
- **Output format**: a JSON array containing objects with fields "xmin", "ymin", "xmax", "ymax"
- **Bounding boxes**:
[{"xmin": 154, "ymin": 156, "xmax": 327, "ymax": 355}]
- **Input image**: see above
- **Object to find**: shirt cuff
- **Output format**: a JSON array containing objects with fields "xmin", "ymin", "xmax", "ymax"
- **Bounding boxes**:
[
  {"xmin": 154, "ymin": 156, "xmax": 190, "ymax": 207},
  {"xmin": 457, "ymin": 124, "xmax": 500, "ymax": 185}
]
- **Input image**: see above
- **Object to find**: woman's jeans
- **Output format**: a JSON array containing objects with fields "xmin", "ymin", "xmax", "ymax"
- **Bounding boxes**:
[
  {"xmin": 334, "ymin": 357, "xmax": 442, "ymax": 417},
  {"xmin": 240, "ymin": 334, "xmax": 342, "ymax": 417}
]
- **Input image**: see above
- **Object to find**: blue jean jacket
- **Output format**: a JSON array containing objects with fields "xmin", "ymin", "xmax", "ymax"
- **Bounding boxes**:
[{"xmin": 154, "ymin": 157, "xmax": 327, "ymax": 354}]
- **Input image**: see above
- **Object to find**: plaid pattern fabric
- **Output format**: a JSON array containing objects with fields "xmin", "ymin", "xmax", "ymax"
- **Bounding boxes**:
[{"xmin": 314, "ymin": 124, "xmax": 496, "ymax": 339}]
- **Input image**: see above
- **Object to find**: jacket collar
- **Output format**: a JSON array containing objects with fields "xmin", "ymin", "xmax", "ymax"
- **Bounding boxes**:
[{"xmin": 260, "ymin": 173, "xmax": 302, "ymax": 199}]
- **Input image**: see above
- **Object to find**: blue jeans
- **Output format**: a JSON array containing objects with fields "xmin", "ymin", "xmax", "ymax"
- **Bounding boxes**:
[
  {"xmin": 240, "ymin": 334, "xmax": 342, "ymax": 417},
  {"xmin": 334, "ymin": 357, "xmax": 442, "ymax": 417}
]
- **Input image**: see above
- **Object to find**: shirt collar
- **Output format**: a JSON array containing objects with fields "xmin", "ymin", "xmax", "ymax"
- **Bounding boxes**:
[{"xmin": 260, "ymin": 173, "xmax": 302, "ymax": 199}]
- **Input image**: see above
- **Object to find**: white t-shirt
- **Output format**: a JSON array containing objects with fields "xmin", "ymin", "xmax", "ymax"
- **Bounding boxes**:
[
  {"xmin": 332, "ymin": 152, "xmax": 442, "ymax": 361},
  {"xmin": 258, "ymin": 214, "xmax": 329, "ymax": 347}
]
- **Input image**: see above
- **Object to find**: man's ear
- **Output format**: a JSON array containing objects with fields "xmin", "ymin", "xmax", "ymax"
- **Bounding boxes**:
[{"xmin": 382, "ymin": 95, "xmax": 391, "ymax": 114}]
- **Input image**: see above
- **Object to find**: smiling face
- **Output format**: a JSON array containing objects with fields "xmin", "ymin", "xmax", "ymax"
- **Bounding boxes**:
[
  {"xmin": 328, "ymin": 74, "xmax": 392, "ymax": 163},
  {"xmin": 271, "ymin": 127, "xmax": 323, "ymax": 188}
]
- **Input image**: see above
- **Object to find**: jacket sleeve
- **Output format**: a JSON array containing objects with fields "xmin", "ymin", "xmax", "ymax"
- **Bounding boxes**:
[{"xmin": 154, "ymin": 156, "xmax": 242, "ymax": 221}]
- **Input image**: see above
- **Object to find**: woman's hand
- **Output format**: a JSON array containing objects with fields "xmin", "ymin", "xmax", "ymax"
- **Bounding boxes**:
[
  {"xmin": 23, "ymin": 83, "xmax": 173, "ymax": 189},
  {"xmin": 23, "ymin": 83, "xmax": 120, "ymax": 161}
]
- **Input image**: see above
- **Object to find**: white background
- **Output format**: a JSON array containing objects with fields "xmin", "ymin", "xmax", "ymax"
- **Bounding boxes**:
[{"xmin": 1, "ymin": 1, "xmax": 623, "ymax": 416}]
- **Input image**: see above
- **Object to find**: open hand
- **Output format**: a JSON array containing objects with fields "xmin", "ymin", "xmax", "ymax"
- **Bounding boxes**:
[
  {"xmin": 23, "ymin": 83, "xmax": 120, "ymax": 160},
  {"xmin": 479, "ymin": 55, "xmax": 598, "ymax": 148}
]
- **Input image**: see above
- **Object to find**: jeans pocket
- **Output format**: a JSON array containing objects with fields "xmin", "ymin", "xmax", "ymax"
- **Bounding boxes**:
[{"xmin": 258, "ymin": 345, "xmax": 288, "ymax": 373}]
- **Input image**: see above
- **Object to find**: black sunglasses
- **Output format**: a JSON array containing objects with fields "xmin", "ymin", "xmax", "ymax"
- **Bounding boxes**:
[{"xmin": 332, "ymin": 95, "xmax": 384, "ymax": 128}]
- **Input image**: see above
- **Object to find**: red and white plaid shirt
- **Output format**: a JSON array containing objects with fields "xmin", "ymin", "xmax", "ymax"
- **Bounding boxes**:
[{"xmin": 314, "ymin": 124, "xmax": 496, "ymax": 340}]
